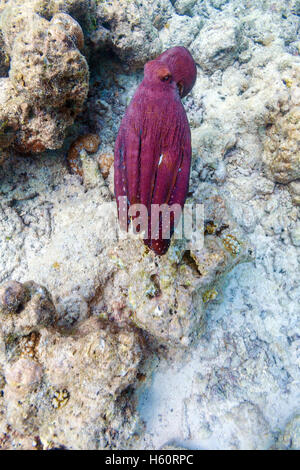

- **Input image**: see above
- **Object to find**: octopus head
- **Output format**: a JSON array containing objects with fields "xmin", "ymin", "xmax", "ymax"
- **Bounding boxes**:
[
  {"xmin": 143, "ymin": 60, "xmax": 174, "ymax": 89},
  {"xmin": 157, "ymin": 46, "xmax": 197, "ymax": 98}
]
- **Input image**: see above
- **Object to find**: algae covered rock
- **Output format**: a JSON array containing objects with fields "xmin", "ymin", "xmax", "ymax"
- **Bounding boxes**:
[
  {"xmin": 173, "ymin": 0, "xmax": 198, "ymax": 16},
  {"xmin": 94, "ymin": 0, "xmax": 172, "ymax": 66},
  {"xmin": 190, "ymin": 18, "xmax": 247, "ymax": 73},
  {"xmin": 1, "ymin": 0, "xmax": 299, "ymax": 452},
  {"xmin": 276, "ymin": 414, "xmax": 300, "ymax": 450},
  {"xmin": 190, "ymin": 194, "xmax": 252, "ymax": 291},
  {"xmin": 290, "ymin": 221, "xmax": 300, "ymax": 246},
  {"xmin": 0, "ymin": 280, "xmax": 56, "ymax": 338},
  {"xmin": 5, "ymin": 357, "xmax": 43, "ymax": 392},
  {"xmin": 106, "ymin": 194, "xmax": 251, "ymax": 349},
  {"xmin": 288, "ymin": 180, "xmax": 300, "ymax": 206},
  {"xmin": 109, "ymin": 238, "xmax": 205, "ymax": 349},
  {"xmin": 0, "ymin": 279, "xmax": 147, "ymax": 450},
  {"xmin": 0, "ymin": 280, "xmax": 28, "ymax": 315},
  {"xmin": 159, "ymin": 14, "xmax": 202, "ymax": 51},
  {"xmin": 0, "ymin": 1, "xmax": 89, "ymax": 153},
  {"xmin": 0, "ymin": 30, "xmax": 9, "ymax": 77},
  {"xmin": 263, "ymin": 64, "xmax": 300, "ymax": 184}
]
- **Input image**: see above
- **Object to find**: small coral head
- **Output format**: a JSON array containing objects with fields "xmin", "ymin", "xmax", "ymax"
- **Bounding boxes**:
[
  {"xmin": 143, "ymin": 60, "xmax": 173, "ymax": 87},
  {"xmin": 157, "ymin": 46, "xmax": 197, "ymax": 98}
]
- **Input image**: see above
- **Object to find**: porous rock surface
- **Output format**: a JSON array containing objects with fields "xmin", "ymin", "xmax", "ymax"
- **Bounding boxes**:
[
  {"xmin": 262, "ymin": 63, "xmax": 300, "ymax": 184},
  {"xmin": 0, "ymin": 0, "xmax": 89, "ymax": 153},
  {"xmin": 0, "ymin": 280, "xmax": 146, "ymax": 449},
  {"xmin": 0, "ymin": 0, "xmax": 299, "ymax": 451}
]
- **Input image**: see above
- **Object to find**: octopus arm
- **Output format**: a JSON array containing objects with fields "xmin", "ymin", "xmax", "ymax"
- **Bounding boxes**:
[
  {"xmin": 146, "ymin": 108, "xmax": 191, "ymax": 253},
  {"xmin": 114, "ymin": 99, "xmax": 143, "ymax": 224}
]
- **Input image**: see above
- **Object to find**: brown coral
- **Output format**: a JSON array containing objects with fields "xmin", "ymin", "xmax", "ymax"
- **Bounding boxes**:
[
  {"xmin": 0, "ymin": 286, "xmax": 147, "ymax": 449},
  {"xmin": 97, "ymin": 153, "xmax": 114, "ymax": 179},
  {"xmin": 5, "ymin": 357, "xmax": 43, "ymax": 392},
  {"xmin": 50, "ymin": 13, "xmax": 84, "ymax": 51},
  {"xmin": 0, "ymin": 280, "xmax": 28, "ymax": 315},
  {"xmin": 0, "ymin": 5, "xmax": 89, "ymax": 154},
  {"xmin": 0, "ymin": 280, "xmax": 56, "ymax": 338},
  {"xmin": 67, "ymin": 133, "xmax": 101, "ymax": 176}
]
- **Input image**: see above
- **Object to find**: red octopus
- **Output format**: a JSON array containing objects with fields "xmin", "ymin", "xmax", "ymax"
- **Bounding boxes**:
[{"xmin": 114, "ymin": 47, "xmax": 197, "ymax": 255}]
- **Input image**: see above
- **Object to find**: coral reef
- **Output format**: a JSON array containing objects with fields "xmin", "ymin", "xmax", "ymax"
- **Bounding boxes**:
[
  {"xmin": 0, "ymin": 0, "xmax": 299, "ymax": 452},
  {"xmin": 275, "ymin": 414, "xmax": 300, "ymax": 450},
  {"xmin": 289, "ymin": 180, "xmax": 300, "ymax": 206},
  {"xmin": 0, "ymin": 1, "xmax": 89, "ymax": 153},
  {"xmin": 191, "ymin": 17, "xmax": 247, "ymax": 73},
  {"xmin": 67, "ymin": 133, "xmax": 100, "ymax": 177},
  {"xmin": 0, "ymin": 280, "xmax": 147, "ymax": 449},
  {"xmin": 114, "ymin": 53, "xmax": 194, "ymax": 256},
  {"xmin": 103, "ymin": 193, "xmax": 250, "ymax": 348},
  {"xmin": 0, "ymin": 30, "xmax": 9, "ymax": 77},
  {"xmin": 97, "ymin": 152, "xmax": 114, "ymax": 179},
  {"xmin": 263, "ymin": 64, "xmax": 300, "ymax": 184},
  {"xmin": 94, "ymin": 0, "xmax": 172, "ymax": 66},
  {"xmin": 0, "ymin": 280, "xmax": 56, "ymax": 337}
]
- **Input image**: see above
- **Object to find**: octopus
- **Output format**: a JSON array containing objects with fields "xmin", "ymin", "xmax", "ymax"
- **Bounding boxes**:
[{"xmin": 114, "ymin": 47, "xmax": 197, "ymax": 255}]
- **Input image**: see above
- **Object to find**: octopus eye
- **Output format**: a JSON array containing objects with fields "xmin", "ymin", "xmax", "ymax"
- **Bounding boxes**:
[
  {"xmin": 161, "ymin": 74, "xmax": 171, "ymax": 82},
  {"xmin": 177, "ymin": 81, "xmax": 184, "ymax": 97}
]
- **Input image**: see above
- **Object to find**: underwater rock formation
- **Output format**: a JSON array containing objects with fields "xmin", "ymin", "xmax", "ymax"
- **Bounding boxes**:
[
  {"xmin": 263, "ymin": 64, "xmax": 300, "ymax": 185},
  {"xmin": 0, "ymin": 0, "xmax": 299, "ymax": 452},
  {"xmin": 94, "ymin": 0, "xmax": 172, "ymax": 66},
  {"xmin": 106, "ymin": 194, "xmax": 251, "ymax": 348},
  {"xmin": 0, "ymin": 280, "xmax": 147, "ymax": 450},
  {"xmin": 67, "ymin": 133, "xmax": 101, "ymax": 177},
  {"xmin": 275, "ymin": 414, "xmax": 300, "ymax": 450},
  {"xmin": 190, "ymin": 17, "xmax": 247, "ymax": 73},
  {"xmin": 0, "ymin": 280, "xmax": 56, "ymax": 337}
]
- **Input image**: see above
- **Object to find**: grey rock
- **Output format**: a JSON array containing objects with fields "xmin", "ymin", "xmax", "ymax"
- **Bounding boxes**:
[{"xmin": 191, "ymin": 18, "xmax": 247, "ymax": 73}]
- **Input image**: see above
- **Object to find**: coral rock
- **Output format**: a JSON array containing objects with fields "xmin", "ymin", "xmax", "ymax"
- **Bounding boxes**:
[
  {"xmin": 263, "ymin": 65, "xmax": 300, "ymax": 184},
  {"xmin": 95, "ymin": 0, "xmax": 172, "ymax": 66},
  {"xmin": 1, "ymin": 312, "xmax": 146, "ymax": 449},
  {"xmin": 288, "ymin": 180, "xmax": 300, "ymax": 205},
  {"xmin": 190, "ymin": 18, "xmax": 247, "ymax": 73},
  {"xmin": 106, "ymin": 194, "xmax": 251, "ymax": 349},
  {"xmin": 0, "ymin": 280, "xmax": 56, "ymax": 338},
  {"xmin": 0, "ymin": 3, "xmax": 89, "ymax": 153},
  {"xmin": 67, "ymin": 133, "xmax": 101, "ymax": 176},
  {"xmin": 5, "ymin": 357, "xmax": 43, "ymax": 392},
  {"xmin": 97, "ymin": 153, "xmax": 114, "ymax": 179},
  {"xmin": 276, "ymin": 414, "xmax": 300, "ymax": 450},
  {"xmin": 0, "ymin": 280, "xmax": 28, "ymax": 315}
]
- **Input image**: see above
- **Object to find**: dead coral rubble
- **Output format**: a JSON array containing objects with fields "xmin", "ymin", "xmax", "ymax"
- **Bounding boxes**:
[
  {"xmin": 263, "ymin": 64, "xmax": 300, "ymax": 185},
  {"xmin": 104, "ymin": 195, "xmax": 251, "ymax": 349}
]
